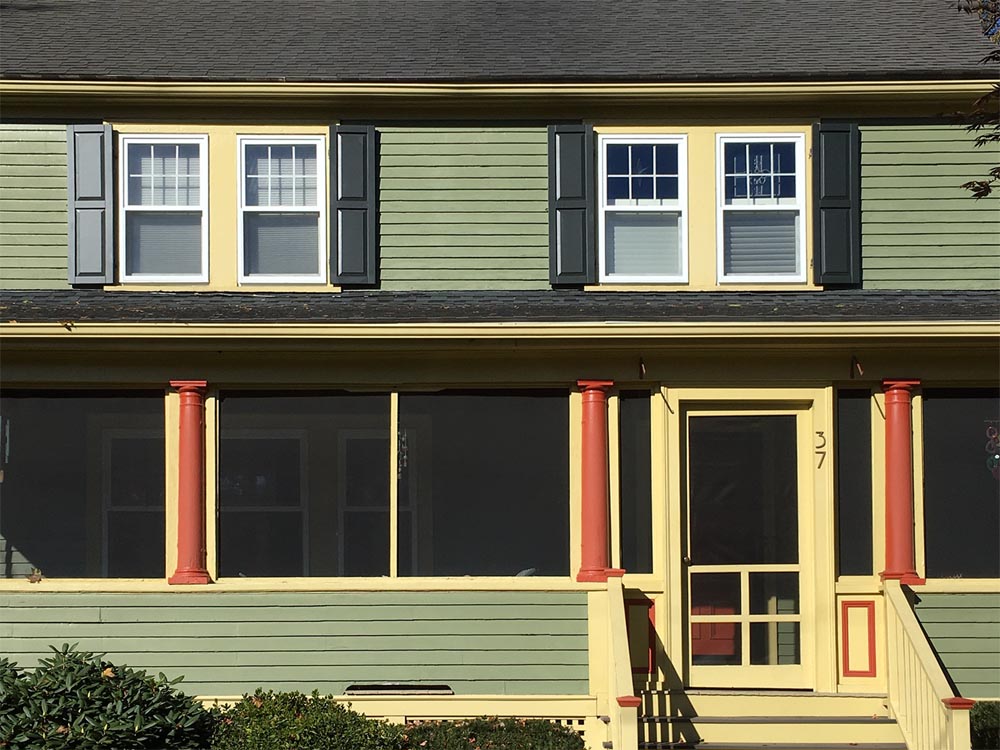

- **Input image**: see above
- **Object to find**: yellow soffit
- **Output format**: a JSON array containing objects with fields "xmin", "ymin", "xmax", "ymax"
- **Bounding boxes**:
[
  {"xmin": 0, "ymin": 79, "xmax": 995, "ymax": 103},
  {"xmin": 1, "ymin": 320, "xmax": 997, "ymax": 340}
]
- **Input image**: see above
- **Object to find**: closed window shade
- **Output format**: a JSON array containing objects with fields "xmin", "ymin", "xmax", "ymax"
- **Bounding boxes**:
[
  {"xmin": 606, "ymin": 212, "xmax": 681, "ymax": 276},
  {"xmin": 125, "ymin": 212, "xmax": 202, "ymax": 275},
  {"xmin": 244, "ymin": 212, "xmax": 320, "ymax": 276},
  {"xmin": 723, "ymin": 210, "xmax": 799, "ymax": 275}
]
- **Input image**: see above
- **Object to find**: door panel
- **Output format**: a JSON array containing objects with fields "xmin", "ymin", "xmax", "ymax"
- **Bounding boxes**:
[{"xmin": 685, "ymin": 411, "xmax": 812, "ymax": 688}]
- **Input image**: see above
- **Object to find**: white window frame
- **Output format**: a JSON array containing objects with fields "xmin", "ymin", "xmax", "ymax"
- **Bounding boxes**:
[
  {"xmin": 237, "ymin": 135, "xmax": 327, "ymax": 285},
  {"xmin": 118, "ymin": 134, "xmax": 209, "ymax": 283},
  {"xmin": 598, "ymin": 133, "xmax": 689, "ymax": 284},
  {"xmin": 716, "ymin": 133, "xmax": 807, "ymax": 284}
]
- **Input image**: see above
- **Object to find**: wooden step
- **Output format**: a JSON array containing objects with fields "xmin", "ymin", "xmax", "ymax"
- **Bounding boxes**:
[
  {"xmin": 640, "ymin": 690, "xmax": 891, "ymax": 719},
  {"xmin": 639, "ymin": 716, "xmax": 902, "ymax": 744}
]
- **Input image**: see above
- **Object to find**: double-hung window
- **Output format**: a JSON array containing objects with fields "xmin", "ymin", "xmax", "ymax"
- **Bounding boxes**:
[
  {"xmin": 238, "ymin": 136, "xmax": 326, "ymax": 284},
  {"xmin": 717, "ymin": 134, "xmax": 806, "ymax": 283},
  {"xmin": 599, "ymin": 135, "xmax": 688, "ymax": 283},
  {"xmin": 120, "ymin": 135, "xmax": 208, "ymax": 282}
]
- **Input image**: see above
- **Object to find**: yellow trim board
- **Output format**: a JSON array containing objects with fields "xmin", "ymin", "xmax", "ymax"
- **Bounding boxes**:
[
  {"xmin": 2, "ymin": 321, "xmax": 996, "ymax": 340},
  {"xmin": 0, "ymin": 79, "xmax": 993, "ymax": 104},
  {"xmin": 0, "ymin": 576, "xmax": 606, "ymax": 593}
]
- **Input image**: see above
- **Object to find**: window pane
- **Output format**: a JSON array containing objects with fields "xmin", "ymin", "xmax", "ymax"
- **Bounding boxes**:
[
  {"xmin": 125, "ymin": 211, "xmax": 202, "ymax": 276},
  {"xmin": 772, "ymin": 142, "xmax": 795, "ymax": 173},
  {"xmin": 606, "ymin": 144, "xmax": 629, "ymax": 174},
  {"xmin": 749, "ymin": 572, "xmax": 799, "ymax": 614},
  {"xmin": 748, "ymin": 142, "xmax": 771, "ymax": 173},
  {"xmin": 620, "ymin": 391, "xmax": 652, "ymax": 573},
  {"xmin": 724, "ymin": 142, "xmax": 747, "ymax": 174},
  {"xmin": 923, "ymin": 389, "xmax": 1000, "ymax": 578},
  {"xmin": 688, "ymin": 415, "xmax": 798, "ymax": 565},
  {"xmin": 398, "ymin": 391, "xmax": 569, "ymax": 576},
  {"xmin": 631, "ymin": 176, "xmax": 654, "ymax": 200},
  {"xmin": 607, "ymin": 176, "xmax": 630, "ymax": 203},
  {"xmin": 837, "ymin": 390, "xmax": 873, "ymax": 576},
  {"xmin": 631, "ymin": 144, "xmax": 654, "ymax": 175},
  {"xmin": 775, "ymin": 175, "xmax": 796, "ymax": 199},
  {"xmin": 655, "ymin": 177, "xmax": 678, "ymax": 200},
  {"xmin": 723, "ymin": 210, "xmax": 799, "ymax": 276},
  {"xmin": 0, "ymin": 391, "xmax": 164, "ymax": 578},
  {"xmin": 244, "ymin": 212, "xmax": 319, "ymax": 276},
  {"xmin": 245, "ymin": 143, "xmax": 317, "ymax": 208},
  {"xmin": 692, "ymin": 572, "xmax": 740, "ymax": 614},
  {"xmin": 218, "ymin": 392, "xmax": 390, "ymax": 578},
  {"xmin": 750, "ymin": 622, "xmax": 800, "ymax": 665},
  {"xmin": 655, "ymin": 144, "xmax": 678, "ymax": 174},
  {"xmin": 606, "ymin": 212, "xmax": 681, "ymax": 277}
]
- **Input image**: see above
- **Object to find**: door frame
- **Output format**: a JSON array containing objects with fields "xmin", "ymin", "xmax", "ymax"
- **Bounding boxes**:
[{"xmin": 663, "ymin": 387, "xmax": 836, "ymax": 692}]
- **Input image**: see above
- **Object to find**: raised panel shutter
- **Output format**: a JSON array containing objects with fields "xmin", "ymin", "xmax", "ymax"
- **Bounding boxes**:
[
  {"xmin": 548, "ymin": 124, "xmax": 595, "ymax": 285},
  {"xmin": 67, "ymin": 123, "xmax": 114, "ymax": 285},
  {"xmin": 813, "ymin": 122, "xmax": 861, "ymax": 286},
  {"xmin": 331, "ymin": 124, "xmax": 378, "ymax": 285}
]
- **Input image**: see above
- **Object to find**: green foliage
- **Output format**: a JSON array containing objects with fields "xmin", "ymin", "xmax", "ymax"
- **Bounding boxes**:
[
  {"xmin": 972, "ymin": 700, "xmax": 1000, "ymax": 750},
  {"xmin": 0, "ymin": 643, "xmax": 214, "ymax": 750},
  {"xmin": 210, "ymin": 689, "xmax": 404, "ymax": 750},
  {"xmin": 402, "ymin": 716, "xmax": 586, "ymax": 750}
]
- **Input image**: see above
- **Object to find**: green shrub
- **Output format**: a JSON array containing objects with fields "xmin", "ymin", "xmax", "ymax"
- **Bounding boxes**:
[
  {"xmin": 973, "ymin": 701, "xmax": 1000, "ymax": 750},
  {"xmin": 210, "ymin": 689, "xmax": 404, "ymax": 750},
  {"xmin": 0, "ymin": 643, "xmax": 213, "ymax": 750},
  {"xmin": 402, "ymin": 716, "xmax": 585, "ymax": 750}
]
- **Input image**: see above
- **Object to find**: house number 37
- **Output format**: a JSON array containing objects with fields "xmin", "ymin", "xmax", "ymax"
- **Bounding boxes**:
[{"xmin": 815, "ymin": 431, "xmax": 827, "ymax": 469}]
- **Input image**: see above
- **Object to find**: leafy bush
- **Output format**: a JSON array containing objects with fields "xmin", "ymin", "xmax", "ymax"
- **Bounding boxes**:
[
  {"xmin": 0, "ymin": 643, "xmax": 213, "ymax": 749},
  {"xmin": 973, "ymin": 701, "xmax": 1000, "ymax": 750},
  {"xmin": 210, "ymin": 689, "xmax": 404, "ymax": 750},
  {"xmin": 403, "ymin": 716, "xmax": 585, "ymax": 750}
]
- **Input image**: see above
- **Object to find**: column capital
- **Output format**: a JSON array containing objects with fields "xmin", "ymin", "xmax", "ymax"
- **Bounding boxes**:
[
  {"xmin": 882, "ymin": 379, "xmax": 920, "ymax": 392},
  {"xmin": 577, "ymin": 379, "xmax": 614, "ymax": 392},
  {"xmin": 170, "ymin": 379, "xmax": 208, "ymax": 393}
]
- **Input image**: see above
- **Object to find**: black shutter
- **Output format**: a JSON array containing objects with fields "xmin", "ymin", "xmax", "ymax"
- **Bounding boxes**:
[
  {"xmin": 331, "ymin": 124, "xmax": 378, "ymax": 285},
  {"xmin": 814, "ymin": 122, "xmax": 861, "ymax": 286},
  {"xmin": 67, "ymin": 124, "xmax": 114, "ymax": 285},
  {"xmin": 548, "ymin": 124, "xmax": 595, "ymax": 285}
]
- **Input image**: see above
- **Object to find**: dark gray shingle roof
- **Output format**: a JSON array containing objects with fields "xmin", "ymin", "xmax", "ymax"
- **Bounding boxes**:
[
  {"xmin": 0, "ymin": 0, "xmax": 994, "ymax": 83},
  {"xmin": 1, "ymin": 290, "xmax": 996, "ymax": 324}
]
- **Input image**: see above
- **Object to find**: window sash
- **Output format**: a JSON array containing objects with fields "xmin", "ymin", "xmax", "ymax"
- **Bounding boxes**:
[
  {"xmin": 598, "ymin": 134, "xmax": 688, "ymax": 283},
  {"xmin": 118, "ymin": 134, "xmax": 208, "ymax": 283},
  {"xmin": 716, "ymin": 134, "xmax": 806, "ymax": 283},
  {"xmin": 238, "ymin": 136, "xmax": 327, "ymax": 285}
]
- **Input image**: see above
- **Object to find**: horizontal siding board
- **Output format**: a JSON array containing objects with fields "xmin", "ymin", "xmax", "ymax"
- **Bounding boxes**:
[
  {"xmin": 0, "ymin": 590, "xmax": 589, "ymax": 696},
  {"xmin": 915, "ymin": 593, "xmax": 1000, "ymax": 698},
  {"xmin": 379, "ymin": 127, "xmax": 549, "ymax": 291},
  {"xmin": 863, "ymin": 245, "xmax": 998, "ymax": 257},
  {"xmin": 0, "ymin": 124, "xmax": 68, "ymax": 289},
  {"xmin": 864, "ymin": 279, "xmax": 1000, "ymax": 290}
]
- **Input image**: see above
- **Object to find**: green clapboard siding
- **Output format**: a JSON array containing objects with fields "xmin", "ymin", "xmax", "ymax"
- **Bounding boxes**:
[
  {"xmin": 914, "ymin": 592, "xmax": 1000, "ymax": 699},
  {"xmin": 0, "ymin": 124, "xmax": 70, "ymax": 289},
  {"xmin": 0, "ymin": 590, "xmax": 590, "ymax": 697},
  {"xmin": 860, "ymin": 125, "xmax": 1000, "ymax": 290},
  {"xmin": 378, "ymin": 128, "xmax": 549, "ymax": 291}
]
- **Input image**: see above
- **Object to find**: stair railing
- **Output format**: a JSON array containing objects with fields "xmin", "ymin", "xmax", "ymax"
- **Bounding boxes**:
[
  {"xmin": 884, "ymin": 579, "xmax": 974, "ymax": 750},
  {"xmin": 607, "ymin": 574, "xmax": 640, "ymax": 750}
]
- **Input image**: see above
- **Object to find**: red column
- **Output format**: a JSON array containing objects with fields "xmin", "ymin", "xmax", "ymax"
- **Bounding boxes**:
[
  {"xmin": 577, "ymin": 380, "xmax": 615, "ymax": 583},
  {"xmin": 881, "ymin": 379, "xmax": 923, "ymax": 585},
  {"xmin": 168, "ymin": 380, "xmax": 212, "ymax": 584}
]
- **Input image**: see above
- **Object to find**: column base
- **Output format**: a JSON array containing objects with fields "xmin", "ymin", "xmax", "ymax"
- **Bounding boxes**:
[
  {"xmin": 577, "ymin": 567, "xmax": 626, "ymax": 582},
  {"xmin": 168, "ymin": 568, "xmax": 213, "ymax": 585},
  {"xmin": 881, "ymin": 570, "xmax": 926, "ymax": 585}
]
